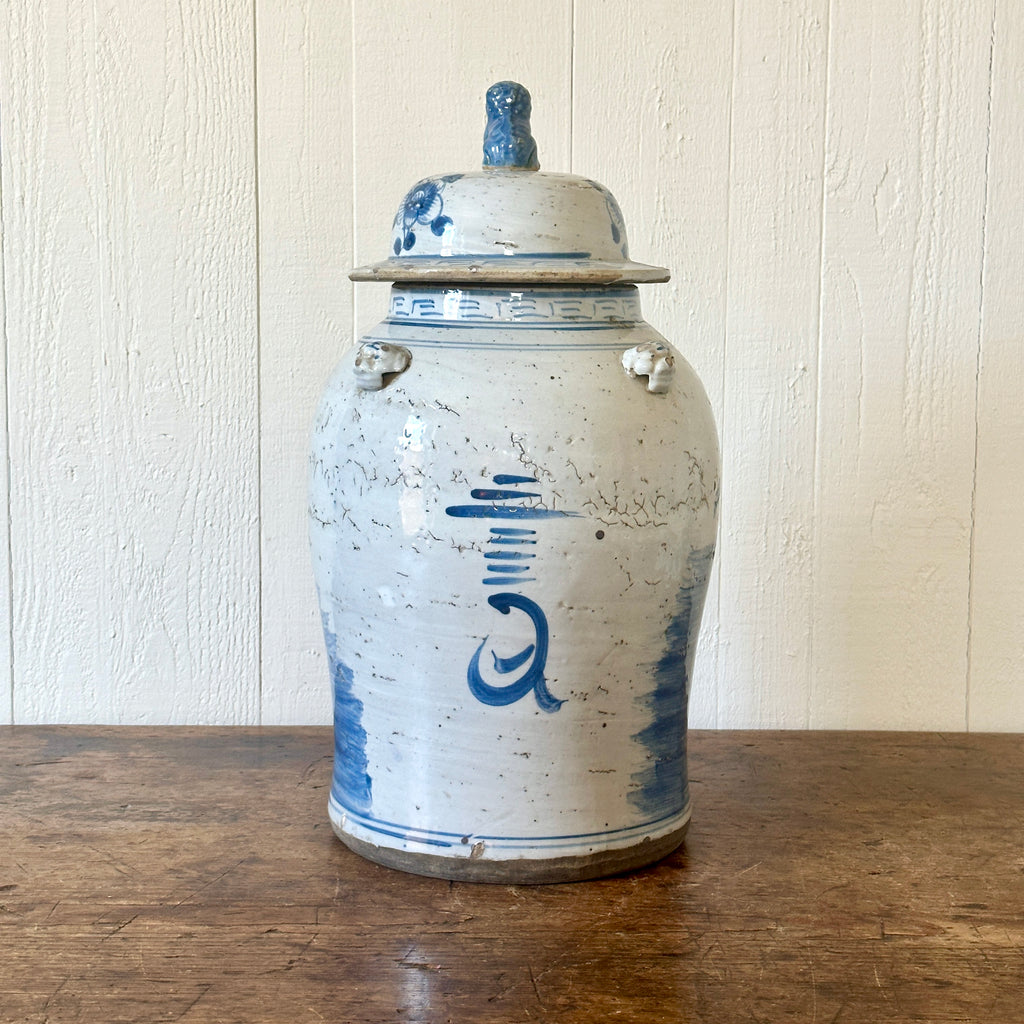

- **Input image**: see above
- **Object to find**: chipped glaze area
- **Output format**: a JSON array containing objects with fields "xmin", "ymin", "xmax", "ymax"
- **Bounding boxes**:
[{"xmin": 309, "ymin": 284, "xmax": 719, "ymax": 873}]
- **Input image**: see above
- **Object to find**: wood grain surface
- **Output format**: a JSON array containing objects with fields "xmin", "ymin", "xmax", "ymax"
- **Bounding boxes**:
[{"xmin": 2, "ymin": 727, "xmax": 1023, "ymax": 1022}]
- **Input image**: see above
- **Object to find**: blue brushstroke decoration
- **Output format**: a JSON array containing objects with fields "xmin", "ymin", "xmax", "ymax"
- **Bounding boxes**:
[
  {"xmin": 628, "ymin": 544, "xmax": 716, "ymax": 817},
  {"xmin": 483, "ymin": 82, "xmax": 540, "ymax": 170},
  {"xmin": 445, "ymin": 505, "xmax": 577, "ymax": 520},
  {"xmin": 322, "ymin": 614, "xmax": 372, "ymax": 814},
  {"xmin": 447, "ymin": 474, "xmax": 574, "ymax": 711},
  {"xmin": 471, "ymin": 488, "xmax": 541, "ymax": 501},
  {"xmin": 467, "ymin": 593, "xmax": 562, "ymax": 711},
  {"xmin": 492, "ymin": 645, "xmax": 535, "ymax": 673},
  {"xmin": 392, "ymin": 174, "xmax": 462, "ymax": 255}
]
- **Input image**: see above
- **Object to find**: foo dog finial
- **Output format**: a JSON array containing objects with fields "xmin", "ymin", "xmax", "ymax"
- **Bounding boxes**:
[{"xmin": 483, "ymin": 81, "xmax": 540, "ymax": 171}]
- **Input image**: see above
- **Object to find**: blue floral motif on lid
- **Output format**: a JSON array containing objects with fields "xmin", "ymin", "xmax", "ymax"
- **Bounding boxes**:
[
  {"xmin": 587, "ymin": 179, "xmax": 629, "ymax": 258},
  {"xmin": 393, "ymin": 174, "xmax": 463, "ymax": 255}
]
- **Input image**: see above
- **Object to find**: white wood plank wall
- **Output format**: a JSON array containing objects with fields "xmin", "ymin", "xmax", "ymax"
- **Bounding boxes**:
[{"xmin": 0, "ymin": 0, "xmax": 1020, "ymax": 728}]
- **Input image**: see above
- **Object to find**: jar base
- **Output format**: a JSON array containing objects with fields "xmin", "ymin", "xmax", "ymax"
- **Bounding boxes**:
[{"xmin": 331, "ymin": 818, "xmax": 689, "ymax": 884}]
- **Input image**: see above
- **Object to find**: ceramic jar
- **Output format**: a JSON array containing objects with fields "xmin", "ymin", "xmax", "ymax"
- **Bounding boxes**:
[{"xmin": 310, "ymin": 83, "xmax": 719, "ymax": 882}]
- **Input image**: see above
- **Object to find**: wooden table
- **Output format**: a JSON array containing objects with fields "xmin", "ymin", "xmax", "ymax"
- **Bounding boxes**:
[{"xmin": 2, "ymin": 728, "xmax": 1022, "ymax": 1023}]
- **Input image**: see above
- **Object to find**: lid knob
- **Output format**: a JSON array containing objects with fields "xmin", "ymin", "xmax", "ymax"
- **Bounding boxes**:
[{"xmin": 482, "ymin": 81, "xmax": 540, "ymax": 171}]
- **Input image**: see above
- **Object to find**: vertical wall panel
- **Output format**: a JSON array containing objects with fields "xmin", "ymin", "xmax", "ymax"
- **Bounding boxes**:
[
  {"xmin": 350, "ymin": 0, "xmax": 574, "ymax": 338},
  {"xmin": 812, "ymin": 0, "xmax": 991, "ymax": 728},
  {"xmin": 573, "ymin": 1, "xmax": 733, "ymax": 727},
  {"xmin": 718, "ymin": 0, "xmax": 828, "ymax": 727},
  {"xmin": 257, "ymin": 0, "xmax": 352, "ymax": 725},
  {"xmin": 2, "ymin": 0, "xmax": 259, "ymax": 723},
  {"xmin": 969, "ymin": 0, "xmax": 1024, "ymax": 730}
]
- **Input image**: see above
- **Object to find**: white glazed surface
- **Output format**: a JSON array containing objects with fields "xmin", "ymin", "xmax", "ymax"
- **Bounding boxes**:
[
  {"xmin": 350, "ymin": 170, "xmax": 669, "ymax": 284},
  {"xmin": 310, "ymin": 286, "xmax": 719, "ymax": 869}
]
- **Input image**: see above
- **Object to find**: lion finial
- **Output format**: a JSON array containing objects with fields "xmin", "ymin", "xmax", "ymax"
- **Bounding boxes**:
[{"xmin": 482, "ymin": 81, "xmax": 540, "ymax": 171}]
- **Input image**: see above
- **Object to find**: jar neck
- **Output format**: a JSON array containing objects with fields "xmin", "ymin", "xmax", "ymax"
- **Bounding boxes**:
[{"xmin": 386, "ymin": 284, "xmax": 642, "ymax": 327}]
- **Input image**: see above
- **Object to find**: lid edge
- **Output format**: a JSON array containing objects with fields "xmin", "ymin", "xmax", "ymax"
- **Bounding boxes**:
[{"xmin": 349, "ymin": 258, "xmax": 670, "ymax": 285}]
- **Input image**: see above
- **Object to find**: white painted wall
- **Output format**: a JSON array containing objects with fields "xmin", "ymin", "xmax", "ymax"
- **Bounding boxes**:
[{"xmin": 1, "ymin": 0, "xmax": 1020, "ymax": 728}]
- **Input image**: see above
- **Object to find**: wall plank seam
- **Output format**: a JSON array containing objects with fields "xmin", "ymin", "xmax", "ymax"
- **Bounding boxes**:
[
  {"xmin": 809, "ymin": 0, "xmax": 834, "ymax": 729},
  {"xmin": 252, "ymin": 0, "xmax": 265, "ymax": 727},
  {"xmin": 714, "ymin": 0, "xmax": 740, "ymax": 730},
  {"xmin": 0, "ymin": 162, "xmax": 11, "ymax": 724},
  {"xmin": 965, "ymin": 1, "xmax": 999, "ymax": 731},
  {"xmin": 569, "ymin": 0, "xmax": 575, "ymax": 171}
]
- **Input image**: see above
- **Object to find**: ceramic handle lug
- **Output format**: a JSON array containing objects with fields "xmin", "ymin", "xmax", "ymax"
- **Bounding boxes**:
[
  {"xmin": 353, "ymin": 342, "xmax": 412, "ymax": 391},
  {"xmin": 622, "ymin": 341, "xmax": 675, "ymax": 394}
]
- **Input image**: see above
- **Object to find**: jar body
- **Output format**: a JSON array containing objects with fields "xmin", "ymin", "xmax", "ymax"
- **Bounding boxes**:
[{"xmin": 309, "ymin": 285, "xmax": 719, "ymax": 882}]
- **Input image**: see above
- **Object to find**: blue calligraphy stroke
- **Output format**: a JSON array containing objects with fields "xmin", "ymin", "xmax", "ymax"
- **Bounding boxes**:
[
  {"xmin": 447, "ymin": 479, "xmax": 578, "ymax": 521},
  {"xmin": 493, "ymin": 645, "xmax": 534, "ymax": 673},
  {"xmin": 467, "ymin": 593, "xmax": 563, "ymax": 712},
  {"xmin": 445, "ymin": 505, "xmax": 578, "ymax": 520},
  {"xmin": 448, "ymin": 477, "xmax": 572, "ymax": 711},
  {"xmin": 471, "ymin": 488, "xmax": 541, "ymax": 500}
]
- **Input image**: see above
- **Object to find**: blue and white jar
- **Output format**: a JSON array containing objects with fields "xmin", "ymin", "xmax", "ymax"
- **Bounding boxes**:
[{"xmin": 310, "ymin": 83, "xmax": 719, "ymax": 882}]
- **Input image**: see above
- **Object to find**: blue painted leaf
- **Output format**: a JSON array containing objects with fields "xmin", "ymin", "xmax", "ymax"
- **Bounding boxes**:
[{"xmin": 430, "ymin": 215, "xmax": 452, "ymax": 236}]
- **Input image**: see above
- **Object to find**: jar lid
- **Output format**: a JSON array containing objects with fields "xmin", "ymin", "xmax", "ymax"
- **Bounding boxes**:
[{"xmin": 350, "ymin": 82, "xmax": 669, "ymax": 286}]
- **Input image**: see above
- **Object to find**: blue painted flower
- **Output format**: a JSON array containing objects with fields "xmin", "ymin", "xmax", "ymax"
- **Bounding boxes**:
[
  {"xmin": 393, "ymin": 176, "xmax": 460, "ymax": 254},
  {"xmin": 406, "ymin": 180, "xmax": 441, "ymax": 224}
]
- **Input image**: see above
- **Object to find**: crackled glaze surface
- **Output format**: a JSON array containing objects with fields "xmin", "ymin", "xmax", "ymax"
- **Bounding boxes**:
[
  {"xmin": 312, "ymin": 83, "xmax": 719, "ymax": 881},
  {"xmin": 350, "ymin": 82, "xmax": 667, "ymax": 286},
  {"xmin": 310, "ymin": 285, "xmax": 719, "ymax": 879}
]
